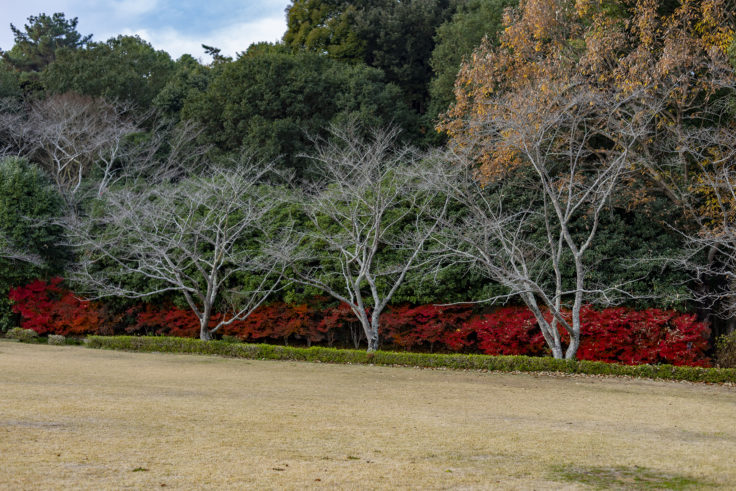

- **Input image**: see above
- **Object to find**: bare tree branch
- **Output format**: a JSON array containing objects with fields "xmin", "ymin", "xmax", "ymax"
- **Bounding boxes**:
[
  {"xmin": 0, "ymin": 230, "xmax": 44, "ymax": 266},
  {"xmin": 278, "ymin": 124, "xmax": 449, "ymax": 352},
  {"xmin": 67, "ymin": 160, "xmax": 288, "ymax": 340},
  {"xmin": 432, "ymin": 82, "xmax": 643, "ymax": 359}
]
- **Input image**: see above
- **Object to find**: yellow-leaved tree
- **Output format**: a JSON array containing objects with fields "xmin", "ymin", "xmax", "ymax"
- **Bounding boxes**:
[{"xmin": 435, "ymin": 0, "xmax": 736, "ymax": 358}]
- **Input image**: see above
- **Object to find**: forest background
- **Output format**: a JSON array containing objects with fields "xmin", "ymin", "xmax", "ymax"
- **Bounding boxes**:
[{"xmin": 1, "ymin": 0, "xmax": 735, "ymax": 363}]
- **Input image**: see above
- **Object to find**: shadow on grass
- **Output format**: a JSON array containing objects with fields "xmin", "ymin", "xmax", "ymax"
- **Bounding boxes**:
[{"xmin": 551, "ymin": 464, "xmax": 705, "ymax": 490}]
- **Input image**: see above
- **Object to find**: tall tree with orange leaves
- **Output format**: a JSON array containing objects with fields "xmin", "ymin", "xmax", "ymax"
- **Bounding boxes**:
[
  {"xmin": 437, "ymin": 0, "xmax": 736, "ymax": 357},
  {"xmin": 443, "ymin": 0, "xmax": 735, "ymax": 185}
]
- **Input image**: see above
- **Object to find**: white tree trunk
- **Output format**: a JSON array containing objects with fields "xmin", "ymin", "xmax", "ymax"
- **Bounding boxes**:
[{"xmin": 199, "ymin": 312, "xmax": 213, "ymax": 341}]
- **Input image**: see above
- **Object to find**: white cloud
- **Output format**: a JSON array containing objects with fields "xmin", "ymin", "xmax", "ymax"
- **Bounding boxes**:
[
  {"xmin": 0, "ymin": 2, "xmax": 289, "ymax": 61},
  {"xmin": 205, "ymin": 16, "xmax": 285, "ymax": 57},
  {"xmin": 120, "ymin": 15, "xmax": 286, "ymax": 61},
  {"xmin": 111, "ymin": 0, "xmax": 159, "ymax": 17}
]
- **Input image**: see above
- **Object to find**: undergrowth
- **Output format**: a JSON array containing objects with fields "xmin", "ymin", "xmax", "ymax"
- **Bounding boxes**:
[{"xmin": 84, "ymin": 336, "xmax": 736, "ymax": 384}]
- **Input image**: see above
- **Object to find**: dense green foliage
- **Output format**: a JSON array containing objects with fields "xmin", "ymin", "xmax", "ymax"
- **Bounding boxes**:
[
  {"xmin": 153, "ymin": 54, "xmax": 211, "ymax": 119},
  {"xmin": 284, "ymin": 0, "xmax": 457, "ymax": 132},
  {"xmin": 0, "ymin": 157, "xmax": 68, "ymax": 330},
  {"xmin": 428, "ymin": 0, "xmax": 516, "ymax": 122},
  {"xmin": 42, "ymin": 35, "xmax": 175, "ymax": 108},
  {"xmin": 85, "ymin": 336, "xmax": 736, "ymax": 384},
  {"xmin": 284, "ymin": 0, "xmax": 366, "ymax": 60},
  {"xmin": 181, "ymin": 50, "xmax": 416, "ymax": 174},
  {"xmin": 1, "ymin": 13, "xmax": 90, "ymax": 73},
  {"xmin": 351, "ymin": 0, "xmax": 454, "ymax": 115},
  {"xmin": 0, "ymin": 60, "xmax": 21, "ymax": 99},
  {"xmin": 0, "ymin": 13, "xmax": 91, "ymax": 94}
]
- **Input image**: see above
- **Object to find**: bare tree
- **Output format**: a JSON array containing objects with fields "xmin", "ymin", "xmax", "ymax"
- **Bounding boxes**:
[
  {"xmin": 0, "ymin": 98, "xmax": 32, "ymax": 157},
  {"xmin": 432, "ymin": 83, "xmax": 642, "ymax": 359},
  {"xmin": 0, "ymin": 231, "xmax": 43, "ymax": 266},
  {"xmin": 282, "ymin": 125, "xmax": 448, "ymax": 352},
  {"xmin": 21, "ymin": 93, "xmax": 140, "ymax": 203},
  {"xmin": 138, "ymin": 119, "xmax": 211, "ymax": 185},
  {"xmin": 1, "ymin": 93, "xmax": 213, "ymax": 208},
  {"xmin": 69, "ymin": 160, "xmax": 287, "ymax": 340}
]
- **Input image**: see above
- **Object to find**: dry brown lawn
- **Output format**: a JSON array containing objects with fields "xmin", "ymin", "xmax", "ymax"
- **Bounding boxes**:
[{"xmin": 1, "ymin": 340, "xmax": 735, "ymax": 490}]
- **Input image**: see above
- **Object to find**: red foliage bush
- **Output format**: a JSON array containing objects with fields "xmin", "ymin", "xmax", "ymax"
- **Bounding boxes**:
[
  {"xmin": 220, "ymin": 301, "xmax": 322, "ymax": 344},
  {"xmin": 379, "ymin": 304, "xmax": 475, "ymax": 351},
  {"xmin": 469, "ymin": 307, "xmax": 548, "ymax": 356},
  {"xmin": 8, "ymin": 278, "xmax": 103, "ymax": 336},
  {"xmin": 8, "ymin": 278, "xmax": 711, "ymax": 366},
  {"xmin": 575, "ymin": 306, "xmax": 711, "ymax": 366},
  {"xmin": 131, "ymin": 303, "xmax": 200, "ymax": 338}
]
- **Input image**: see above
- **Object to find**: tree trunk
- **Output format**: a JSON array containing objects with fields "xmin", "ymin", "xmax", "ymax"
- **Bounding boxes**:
[
  {"xmin": 525, "ymin": 296, "xmax": 563, "ymax": 359},
  {"xmin": 565, "ymin": 333, "xmax": 579, "ymax": 360},
  {"xmin": 199, "ymin": 314, "xmax": 212, "ymax": 341},
  {"xmin": 541, "ymin": 320, "xmax": 564, "ymax": 359},
  {"xmin": 367, "ymin": 334, "xmax": 379, "ymax": 353},
  {"xmin": 565, "ymin": 262, "xmax": 584, "ymax": 360},
  {"xmin": 366, "ymin": 310, "xmax": 381, "ymax": 353},
  {"xmin": 551, "ymin": 344, "xmax": 563, "ymax": 359}
]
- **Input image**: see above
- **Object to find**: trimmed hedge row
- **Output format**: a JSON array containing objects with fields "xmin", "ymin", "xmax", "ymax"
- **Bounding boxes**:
[{"xmin": 85, "ymin": 336, "xmax": 736, "ymax": 384}]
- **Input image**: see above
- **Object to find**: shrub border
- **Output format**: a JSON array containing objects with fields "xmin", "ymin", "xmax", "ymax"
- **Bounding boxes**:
[{"xmin": 85, "ymin": 336, "xmax": 736, "ymax": 384}]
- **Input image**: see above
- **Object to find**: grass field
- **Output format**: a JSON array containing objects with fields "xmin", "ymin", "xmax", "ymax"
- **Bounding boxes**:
[{"xmin": 1, "ymin": 341, "xmax": 735, "ymax": 489}]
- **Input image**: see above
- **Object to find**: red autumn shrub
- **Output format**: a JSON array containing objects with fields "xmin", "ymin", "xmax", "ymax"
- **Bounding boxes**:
[
  {"xmin": 576, "ymin": 306, "xmax": 661, "ymax": 365},
  {"xmin": 575, "ymin": 306, "xmax": 711, "ymax": 366},
  {"xmin": 315, "ymin": 302, "xmax": 362, "ymax": 347},
  {"xmin": 469, "ymin": 307, "xmax": 548, "ymax": 356},
  {"xmin": 9, "ymin": 278, "xmax": 104, "ymax": 336},
  {"xmin": 657, "ymin": 312, "xmax": 711, "ymax": 367},
  {"xmin": 382, "ymin": 304, "xmax": 474, "ymax": 351},
  {"xmin": 220, "ymin": 297, "xmax": 334, "ymax": 345},
  {"xmin": 131, "ymin": 303, "xmax": 200, "ymax": 337},
  {"xmin": 8, "ymin": 278, "xmax": 711, "ymax": 366}
]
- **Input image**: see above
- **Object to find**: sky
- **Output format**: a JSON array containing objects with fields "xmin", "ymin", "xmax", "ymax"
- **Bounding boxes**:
[{"xmin": 0, "ymin": 0, "xmax": 290, "ymax": 61}]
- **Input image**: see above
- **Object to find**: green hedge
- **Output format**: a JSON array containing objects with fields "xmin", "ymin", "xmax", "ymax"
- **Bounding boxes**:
[{"xmin": 84, "ymin": 336, "xmax": 736, "ymax": 384}]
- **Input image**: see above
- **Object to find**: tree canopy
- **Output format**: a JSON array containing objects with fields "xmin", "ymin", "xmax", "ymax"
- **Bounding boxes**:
[
  {"xmin": 181, "ymin": 50, "xmax": 417, "ymax": 175},
  {"xmin": 283, "ymin": 0, "xmax": 455, "ymax": 123},
  {"xmin": 1, "ymin": 13, "xmax": 91, "ymax": 73},
  {"xmin": 0, "ymin": 157, "xmax": 69, "ymax": 330},
  {"xmin": 42, "ymin": 35, "xmax": 175, "ymax": 109}
]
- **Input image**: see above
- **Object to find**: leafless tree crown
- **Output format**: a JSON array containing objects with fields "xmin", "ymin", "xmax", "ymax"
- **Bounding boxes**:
[
  {"xmin": 283, "ymin": 124, "xmax": 449, "ymax": 351},
  {"xmin": 70, "ymin": 159, "xmax": 287, "ymax": 340}
]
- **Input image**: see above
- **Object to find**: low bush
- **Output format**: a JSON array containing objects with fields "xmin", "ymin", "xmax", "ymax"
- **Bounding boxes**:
[
  {"xmin": 47, "ymin": 334, "xmax": 66, "ymax": 345},
  {"xmin": 11, "ymin": 279, "xmax": 712, "ymax": 366},
  {"xmin": 220, "ymin": 335, "xmax": 242, "ymax": 344},
  {"xmin": 715, "ymin": 331, "xmax": 736, "ymax": 368},
  {"xmin": 6, "ymin": 327, "xmax": 39, "ymax": 342},
  {"xmin": 9, "ymin": 278, "xmax": 103, "ymax": 336},
  {"xmin": 85, "ymin": 336, "xmax": 736, "ymax": 384}
]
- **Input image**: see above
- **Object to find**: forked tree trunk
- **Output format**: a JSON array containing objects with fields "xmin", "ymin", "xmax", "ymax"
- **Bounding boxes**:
[
  {"xmin": 538, "ymin": 317, "xmax": 564, "ymax": 359},
  {"xmin": 356, "ymin": 309, "xmax": 381, "ymax": 352},
  {"xmin": 525, "ymin": 295, "xmax": 564, "ymax": 359},
  {"xmin": 565, "ymin": 309, "xmax": 581, "ymax": 360}
]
